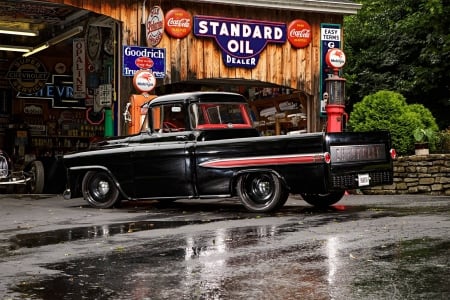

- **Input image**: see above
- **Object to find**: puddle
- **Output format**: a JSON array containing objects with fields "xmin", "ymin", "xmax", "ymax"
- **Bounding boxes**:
[{"xmin": 8, "ymin": 219, "xmax": 216, "ymax": 250}]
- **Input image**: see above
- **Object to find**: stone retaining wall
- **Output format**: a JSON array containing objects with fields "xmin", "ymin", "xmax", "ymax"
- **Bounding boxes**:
[{"xmin": 363, "ymin": 154, "xmax": 450, "ymax": 196}]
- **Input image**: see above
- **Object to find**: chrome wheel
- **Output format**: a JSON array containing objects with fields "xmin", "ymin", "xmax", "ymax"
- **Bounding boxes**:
[
  {"xmin": 82, "ymin": 171, "xmax": 120, "ymax": 208},
  {"xmin": 237, "ymin": 172, "xmax": 288, "ymax": 213}
]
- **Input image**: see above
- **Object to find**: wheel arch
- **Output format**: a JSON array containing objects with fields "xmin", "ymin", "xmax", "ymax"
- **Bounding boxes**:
[{"xmin": 69, "ymin": 165, "xmax": 129, "ymax": 200}]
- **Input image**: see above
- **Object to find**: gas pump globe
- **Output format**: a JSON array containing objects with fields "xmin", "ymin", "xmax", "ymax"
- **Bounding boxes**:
[{"xmin": 325, "ymin": 48, "xmax": 347, "ymax": 132}]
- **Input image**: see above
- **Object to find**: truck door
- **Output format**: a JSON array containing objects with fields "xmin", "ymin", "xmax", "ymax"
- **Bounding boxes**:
[
  {"xmin": 132, "ymin": 138, "xmax": 195, "ymax": 198},
  {"xmin": 131, "ymin": 103, "xmax": 196, "ymax": 198}
]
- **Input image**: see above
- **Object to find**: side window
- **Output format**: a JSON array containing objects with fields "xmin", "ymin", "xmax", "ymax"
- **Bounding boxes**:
[{"xmin": 152, "ymin": 104, "xmax": 186, "ymax": 133}]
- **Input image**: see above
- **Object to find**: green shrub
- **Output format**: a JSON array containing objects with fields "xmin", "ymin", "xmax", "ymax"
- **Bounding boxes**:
[
  {"xmin": 348, "ymin": 90, "xmax": 439, "ymax": 155},
  {"xmin": 436, "ymin": 129, "xmax": 450, "ymax": 153}
]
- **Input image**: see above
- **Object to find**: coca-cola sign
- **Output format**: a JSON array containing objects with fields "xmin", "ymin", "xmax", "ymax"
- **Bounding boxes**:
[
  {"xmin": 165, "ymin": 8, "xmax": 192, "ymax": 39},
  {"xmin": 287, "ymin": 19, "xmax": 311, "ymax": 48}
]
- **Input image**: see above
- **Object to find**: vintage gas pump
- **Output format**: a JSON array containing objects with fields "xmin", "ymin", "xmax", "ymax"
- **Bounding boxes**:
[
  {"xmin": 123, "ymin": 59, "xmax": 157, "ymax": 135},
  {"xmin": 124, "ymin": 93, "xmax": 156, "ymax": 135},
  {"xmin": 325, "ymin": 48, "xmax": 347, "ymax": 132}
]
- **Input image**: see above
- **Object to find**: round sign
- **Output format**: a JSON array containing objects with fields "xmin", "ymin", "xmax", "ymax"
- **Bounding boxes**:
[
  {"xmin": 287, "ymin": 19, "xmax": 312, "ymax": 48},
  {"xmin": 135, "ymin": 57, "xmax": 154, "ymax": 69},
  {"xmin": 6, "ymin": 57, "xmax": 50, "ymax": 93},
  {"xmin": 165, "ymin": 8, "xmax": 192, "ymax": 39},
  {"xmin": 133, "ymin": 69, "xmax": 156, "ymax": 93},
  {"xmin": 146, "ymin": 6, "xmax": 164, "ymax": 46},
  {"xmin": 325, "ymin": 48, "xmax": 346, "ymax": 70}
]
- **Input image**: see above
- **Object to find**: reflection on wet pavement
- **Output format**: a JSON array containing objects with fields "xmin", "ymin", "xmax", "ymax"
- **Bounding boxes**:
[
  {"xmin": 7, "ymin": 204, "xmax": 360, "ymax": 250},
  {"xmin": 8, "ymin": 200, "xmax": 450, "ymax": 299},
  {"xmin": 13, "ymin": 223, "xmax": 450, "ymax": 299}
]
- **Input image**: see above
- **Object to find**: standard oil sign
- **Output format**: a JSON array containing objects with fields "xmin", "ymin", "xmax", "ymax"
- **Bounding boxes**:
[{"xmin": 194, "ymin": 15, "xmax": 286, "ymax": 68}]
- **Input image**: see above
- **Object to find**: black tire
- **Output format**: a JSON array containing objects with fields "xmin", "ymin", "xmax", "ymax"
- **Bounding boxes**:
[
  {"xmin": 28, "ymin": 161, "xmax": 45, "ymax": 194},
  {"xmin": 82, "ymin": 171, "xmax": 121, "ymax": 208},
  {"xmin": 237, "ymin": 172, "xmax": 289, "ymax": 213},
  {"xmin": 300, "ymin": 191, "xmax": 345, "ymax": 207}
]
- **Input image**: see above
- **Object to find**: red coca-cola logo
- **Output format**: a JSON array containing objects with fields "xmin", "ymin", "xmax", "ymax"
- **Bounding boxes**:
[
  {"xmin": 287, "ymin": 19, "xmax": 311, "ymax": 48},
  {"xmin": 165, "ymin": 8, "xmax": 192, "ymax": 39},
  {"xmin": 135, "ymin": 57, "xmax": 154, "ymax": 69}
]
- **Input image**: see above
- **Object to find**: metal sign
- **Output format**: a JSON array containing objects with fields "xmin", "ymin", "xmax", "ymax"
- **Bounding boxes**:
[
  {"xmin": 193, "ymin": 15, "xmax": 286, "ymax": 69},
  {"xmin": 320, "ymin": 23, "xmax": 341, "ymax": 115},
  {"xmin": 146, "ymin": 6, "xmax": 164, "ymax": 46},
  {"xmin": 122, "ymin": 46, "xmax": 166, "ymax": 78}
]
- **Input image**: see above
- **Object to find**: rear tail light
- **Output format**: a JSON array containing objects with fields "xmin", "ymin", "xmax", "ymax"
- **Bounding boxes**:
[
  {"xmin": 324, "ymin": 152, "xmax": 331, "ymax": 164},
  {"xmin": 390, "ymin": 148, "xmax": 397, "ymax": 160}
]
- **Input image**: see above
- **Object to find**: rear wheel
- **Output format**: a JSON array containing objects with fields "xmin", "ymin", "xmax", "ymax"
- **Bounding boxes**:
[
  {"xmin": 28, "ymin": 160, "xmax": 44, "ymax": 194},
  {"xmin": 82, "ymin": 171, "xmax": 121, "ymax": 208},
  {"xmin": 300, "ymin": 191, "xmax": 345, "ymax": 208},
  {"xmin": 237, "ymin": 172, "xmax": 288, "ymax": 213}
]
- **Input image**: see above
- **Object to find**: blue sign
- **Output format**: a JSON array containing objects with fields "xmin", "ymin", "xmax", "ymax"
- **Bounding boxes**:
[
  {"xmin": 320, "ymin": 23, "xmax": 341, "ymax": 115},
  {"xmin": 122, "ymin": 46, "xmax": 166, "ymax": 78},
  {"xmin": 17, "ymin": 75, "xmax": 85, "ymax": 109},
  {"xmin": 194, "ymin": 15, "xmax": 286, "ymax": 69}
]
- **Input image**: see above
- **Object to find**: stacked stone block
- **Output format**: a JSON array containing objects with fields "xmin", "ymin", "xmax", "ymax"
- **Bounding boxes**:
[{"xmin": 363, "ymin": 154, "xmax": 450, "ymax": 196}]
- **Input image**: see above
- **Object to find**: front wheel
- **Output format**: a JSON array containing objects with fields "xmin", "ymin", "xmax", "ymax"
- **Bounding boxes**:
[
  {"xmin": 237, "ymin": 172, "xmax": 289, "ymax": 213},
  {"xmin": 82, "ymin": 171, "xmax": 121, "ymax": 208},
  {"xmin": 300, "ymin": 191, "xmax": 345, "ymax": 208}
]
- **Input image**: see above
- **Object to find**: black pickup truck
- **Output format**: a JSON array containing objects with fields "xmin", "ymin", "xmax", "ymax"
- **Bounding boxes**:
[{"xmin": 62, "ymin": 91, "xmax": 396, "ymax": 212}]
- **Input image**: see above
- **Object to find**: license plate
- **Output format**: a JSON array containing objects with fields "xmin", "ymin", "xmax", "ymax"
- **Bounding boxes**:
[{"xmin": 358, "ymin": 173, "xmax": 370, "ymax": 186}]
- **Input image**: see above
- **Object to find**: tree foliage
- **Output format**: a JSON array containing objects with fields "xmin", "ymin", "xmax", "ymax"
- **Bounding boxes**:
[
  {"xmin": 348, "ymin": 90, "xmax": 438, "ymax": 155},
  {"xmin": 344, "ymin": 0, "xmax": 450, "ymax": 129}
]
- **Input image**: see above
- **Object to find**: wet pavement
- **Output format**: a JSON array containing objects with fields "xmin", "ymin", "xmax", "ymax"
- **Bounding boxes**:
[{"xmin": 0, "ymin": 194, "xmax": 449, "ymax": 299}]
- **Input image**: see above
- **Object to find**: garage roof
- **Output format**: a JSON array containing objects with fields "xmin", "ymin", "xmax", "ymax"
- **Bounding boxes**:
[{"xmin": 189, "ymin": 0, "xmax": 362, "ymax": 15}]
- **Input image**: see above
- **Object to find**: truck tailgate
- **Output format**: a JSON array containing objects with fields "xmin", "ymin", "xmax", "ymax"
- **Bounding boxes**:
[{"xmin": 326, "ymin": 131, "xmax": 394, "ymax": 189}]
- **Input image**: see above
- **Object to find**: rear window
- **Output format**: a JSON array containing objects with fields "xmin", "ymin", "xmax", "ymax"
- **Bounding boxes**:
[{"xmin": 190, "ymin": 103, "xmax": 253, "ymax": 129}]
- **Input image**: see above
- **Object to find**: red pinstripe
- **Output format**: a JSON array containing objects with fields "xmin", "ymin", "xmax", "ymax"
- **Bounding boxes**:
[{"xmin": 199, "ymin": 153, "xmax": 325, "ymax": 168}]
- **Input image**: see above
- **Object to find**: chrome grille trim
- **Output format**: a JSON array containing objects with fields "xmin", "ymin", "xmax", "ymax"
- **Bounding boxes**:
[{"xmin": 330, "ymin": 144, "xmax": 386, "ymax": 163}]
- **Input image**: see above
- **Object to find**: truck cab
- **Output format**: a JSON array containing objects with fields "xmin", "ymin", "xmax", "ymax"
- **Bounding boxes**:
[{"xmin": 140, "ymin": 91, "xmax": 260, "ymax": 141}]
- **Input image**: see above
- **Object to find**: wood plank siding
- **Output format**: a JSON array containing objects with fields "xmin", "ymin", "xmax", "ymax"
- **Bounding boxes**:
[{"xmin": 42, "ymin": 0, "xmax": 352, "ymax": 131}]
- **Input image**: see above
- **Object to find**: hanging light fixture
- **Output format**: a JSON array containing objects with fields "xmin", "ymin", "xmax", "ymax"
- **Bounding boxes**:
[
  {"xmin": 22, "ymin": 43, "xmax": 50, "ymax": 57},
  {"xmin": 22, "ymin": 26, "xmax": 83, "ymax": 57},
  {"xmin": 0, "ymin": 45, "xmax": 32, "ymax": 52},
  {"xmin": 0, "ymin": 27, "xmax": 38, "ymax": 36}
]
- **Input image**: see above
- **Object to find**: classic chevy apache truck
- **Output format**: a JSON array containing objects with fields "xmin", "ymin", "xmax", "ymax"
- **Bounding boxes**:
[{"xmin": 62, "ymin": 91, "xmax": 396, "ymax": 212}]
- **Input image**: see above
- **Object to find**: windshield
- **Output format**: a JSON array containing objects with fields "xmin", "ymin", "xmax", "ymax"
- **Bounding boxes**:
[{"xmin": 190, "ymin": 103, "xmax": 253, "ymax": 129}]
